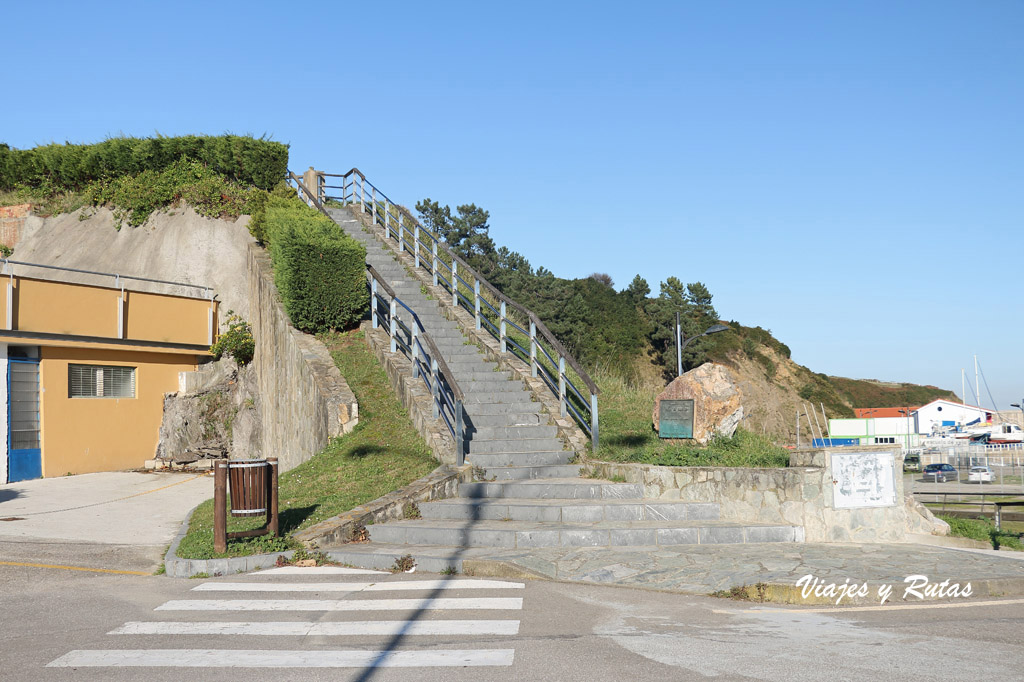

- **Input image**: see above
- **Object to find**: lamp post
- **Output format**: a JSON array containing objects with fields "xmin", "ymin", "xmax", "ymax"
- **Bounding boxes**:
[
  {"xmin": 1011, "ymin": 401, "xmax": 1024, "ymax": 430},
  {"xmin": 899, "ymin": 408, "xmax": 912, "ymax": 452},
  {"xmin": 676, "ymin": 320, "xmax": 730, "ymax": 377},
  {"xmin": 796, "ymin": 411, "xmax": 807, "ymax": 448}
]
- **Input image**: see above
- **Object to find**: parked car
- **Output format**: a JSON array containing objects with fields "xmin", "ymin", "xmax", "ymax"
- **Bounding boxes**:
[
  {"xmin": 903, "ymin": 455, "xmax": 921, "ymax": 472},
  {"xmin": 922, "ymin": 463, "xmax": 958, "ymax": 483},
  {"xmin": 968, "ymin": 466, "xmax": 995, "ymax": 484}
]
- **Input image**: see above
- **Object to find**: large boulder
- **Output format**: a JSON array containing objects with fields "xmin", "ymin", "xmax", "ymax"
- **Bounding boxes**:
[{"xmin": 653, "ymin": 363, "xmax": 743, "ymax": 444}]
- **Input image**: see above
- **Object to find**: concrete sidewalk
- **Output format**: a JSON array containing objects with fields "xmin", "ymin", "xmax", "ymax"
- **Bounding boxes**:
[{"xmin": 0, "ymin": 471, "xmax": 212, "ymax": 572}]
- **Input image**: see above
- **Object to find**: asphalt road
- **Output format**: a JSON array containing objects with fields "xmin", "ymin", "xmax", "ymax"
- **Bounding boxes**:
[{"xmin": 3, "ymin": 560, "xmax": 1024, "ymax": 682}]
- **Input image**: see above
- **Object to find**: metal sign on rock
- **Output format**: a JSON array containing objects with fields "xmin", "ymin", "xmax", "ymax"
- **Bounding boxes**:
[{"xmin": 659, "ymin": 399, "xmax": 694, "ymax": 439}]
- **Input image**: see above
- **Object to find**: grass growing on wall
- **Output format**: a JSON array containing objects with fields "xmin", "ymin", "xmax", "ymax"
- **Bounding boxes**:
[
  {"xmin": 593, "ymin": 365, "xmax": 790, "ymax": 468},
  {"xmin": 175, "ymin": 329, "xmax": 438, "ymax": 559}
]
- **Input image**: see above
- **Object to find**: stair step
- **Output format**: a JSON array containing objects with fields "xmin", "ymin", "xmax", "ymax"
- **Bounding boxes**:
[
  {"xmin": 367, "ymin": 519, "xmax": 803, "ymax": 548},
  {"xmin": 465, "ymin": 412, "xmax": 546, "ymax": 427},
  {"xmin": 419, "ymin": 499, "xmax": 719, "ymax": 522},
  {"xmin": 469, "ymin": 424, "xmax": 559, "ymax": 439},
  {"xmin": 457, "ymin": 380, "xmax": 525, "ymax": 393},
  {"xmin": 459, "ymin": 479, "xmax": 644, "ymax": 500},
  {"xmin": 466, "ymin": 451, "xmax": 573, "ymax": 467},
  {"xmin": 453, "ymin": 370, "xmax": 514, "ymax": 382},
  {"xmin": 467, "ymin": 438, "xmax": 565, "ymax": 454},
  {"xmin": 463, "ymin": 403, "xmax": 543, "ymax": 417},
  {"xmin": 462, "ymin": 392, "xmax": 536, "ymax": 404},
  {"xmin": 471, "ymin": 465, "xmax": 583, "ymax": 480}
]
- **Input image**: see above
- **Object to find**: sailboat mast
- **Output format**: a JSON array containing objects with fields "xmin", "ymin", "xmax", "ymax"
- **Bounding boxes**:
[{"xmin": 974, "ymin": 355, "xmax": 980, "ymax": 408}]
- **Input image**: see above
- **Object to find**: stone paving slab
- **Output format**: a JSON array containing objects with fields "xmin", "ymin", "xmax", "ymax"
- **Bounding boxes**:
[{"xmin": 463, "ymin": 543, "xmax": 1024, "ymax": 605}]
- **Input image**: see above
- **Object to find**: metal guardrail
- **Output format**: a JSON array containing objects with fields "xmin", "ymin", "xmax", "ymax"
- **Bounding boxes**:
[
  {"xmin": 0, "ymin": 258, "xmax": 213, "ymax": 300},
  {"xmin": 286, "ymin": 171, "xmax": 467, "ymax": 465},
  {"xmin": 316, "ymin": 168, "xmax": 600, "ymax": 450}
]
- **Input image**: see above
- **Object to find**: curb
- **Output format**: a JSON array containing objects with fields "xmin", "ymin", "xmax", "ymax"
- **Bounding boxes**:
[
  {"xmin": 162, "ymin": 465, "xmax": 471, "ymax": 578},
  {"xmin": 162, "ymin": 505, "xmax": 296, "ymax": 578}
]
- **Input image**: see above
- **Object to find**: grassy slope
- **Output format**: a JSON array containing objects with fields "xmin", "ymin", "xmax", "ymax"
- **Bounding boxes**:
[
  {"xmin": 938, "ymin": 514, "xmax": 1024, "ymax": 551},
  {"xmin": 175, "ymin": 330, "xmax": 437, "ymax": 559},
  {"xmin": 593, "ymin": 366, "xmax": 790, "ymax": 467}
]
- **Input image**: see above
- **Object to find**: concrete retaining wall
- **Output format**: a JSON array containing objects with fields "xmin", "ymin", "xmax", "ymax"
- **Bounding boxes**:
[
  {"xmin": 589, "ymin": 446, "xmax": 918, "ymax": 543},
  {"xmin": 248, "ymin": 244, "xmax": 358, "ymax": 472}
]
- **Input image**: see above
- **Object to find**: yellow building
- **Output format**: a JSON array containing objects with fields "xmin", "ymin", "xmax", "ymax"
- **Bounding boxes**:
[{"xmin": 0, "ymin": 262, "xmax": 216, "ymax": 481}]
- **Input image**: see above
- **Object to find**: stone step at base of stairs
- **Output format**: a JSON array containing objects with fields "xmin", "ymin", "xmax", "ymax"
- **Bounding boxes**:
[
  {"xmin": 467, "ymin": 452, "xmax": 571, "ymax": 468},
  {"xmin": 465, "ymin": 412, "xmax": 548, "ymax": 428},
  {"xmin": 469, "ymin": 424, "xmax": 559, "ymax": 440},
  {"xmin": 470, "ymin": 464, "xmax": 584, "ymax": 481},
  {"xmin": 467, "ymin": 438, "xmax": 566, "ymax": 454},
  {"xmin": 419, "ymin": 498, "xmax": 719, "ymax": 523},
  {"xmin": 463, "ymin": 403, "xmax": 544, "ymax": 417},
  {"xmin": 367, "ymin": 519, "xmax": 805, "ymax": 548},
  {"xmin": 459, "ymin": 479, "xmax": 644, "ymax": 500}
]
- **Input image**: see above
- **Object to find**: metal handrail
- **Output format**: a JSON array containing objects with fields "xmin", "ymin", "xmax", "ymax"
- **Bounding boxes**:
[
  {"xmin": 0, "ymin": 259, "xmax": 213, "ymax": 300},
  {"xmin": 315, "ymin": 167, "xmax": 600, "ymax": 450},
  {"xmin": 286, "ymin": 170, "xmax": 466, "ymax": 463}
]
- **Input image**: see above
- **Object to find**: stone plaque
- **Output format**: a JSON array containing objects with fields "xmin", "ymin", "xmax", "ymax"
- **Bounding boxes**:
[
  {"xmin": 830, "ymin": 451, "xmax": 897, "ymax": 509},
  {"xmin": 658, "ymin": 399, "xmax": 694, "ymax": 439}
]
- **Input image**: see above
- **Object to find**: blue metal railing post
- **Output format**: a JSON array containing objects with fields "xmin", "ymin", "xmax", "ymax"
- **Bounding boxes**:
[
  {"xmin": 389, "ymin": 299, "xmax": 397, "ymax": 353},
  {"xmin": 431, "ymin": 359, "xmax": 440, "ymax": 420},
  {"xmin": 359, "ymin": 176, "xmax": 365, "ymax": 213},
  {"xmin": 591, "ymin": 393, "xmax": 599, "ymax": 451},
  {"xmin": 432, "ymin": 240, "xmax": 438, "ymax": 287},
  {"xmin": 499, "ymin": 301, "xmax": 507, "ymax": 353},
  {"xmin": 371, "ymin": 277, "xmax": 378, "ymax": 328},
  {"xmin": 558, "ymin": 355, "xmax": 567, "ymax": 417},
  {"xmin": 414, "ymin": 224, "xmax": 420, "ymax": 269},
  {"xmin": 455, "ymin": 401, "xmax": 466, "ymax": 467},
  {"xmin": 530, "ymin": 321, "xmax": 537, "ymax": 377},
  {"xmin": 411, "ymin": 324, "xmax": 420, "ymax": 379},
  {"xmin": 372, "ymin": 186, "xmax": 377, "ymax": 225},
  {"xmin": 474, "ymin": 279, "xmax": 481, "ymax": 330},
  {"xmin": 385, "ymin": 198, "xmax": 392, "ymax": 240},
  {"xmin": 451, "ymin": 261, "xmax": 458, "ymax": 307}
]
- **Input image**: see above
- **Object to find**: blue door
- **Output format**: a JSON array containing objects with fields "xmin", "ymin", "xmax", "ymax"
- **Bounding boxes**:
[{"xmin": 8, "ymin": 358, "xmax": 41, "ymax": 482}]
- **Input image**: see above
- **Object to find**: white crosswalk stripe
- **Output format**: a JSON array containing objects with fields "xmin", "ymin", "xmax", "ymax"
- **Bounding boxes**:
[
  {"xmin": 158, "ymin": 597, "xmax": 523, "ymax": 611},
  {"xmin": 48, "ymin": 648, "xmax": 516, "ymax": 668},
  {"xmin": 191, "ymin": 578, "xmax": 525, "ymax": 592},
  {"xmin": 110, "ymin": 620, "xmax": 521, "ymax": 636},
  {"xmin": 48, "ymin": 567, "xmax": 524, "ymax": 670}
]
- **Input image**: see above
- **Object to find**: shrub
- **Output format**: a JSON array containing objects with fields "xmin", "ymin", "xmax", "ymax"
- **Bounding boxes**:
[
  {"xmin": 210, "ymin": 313, "xmax": 255, "ymax": 365},
  {"xmin": 0, "ymin": 135, "xmax": 288, "ymax": 191},
  {"xmin": 265, "ymin": 201, "xmax": 368, "ymax": 332},
  {"xmin": 86, "ymin": 158, "xmax": 262, "ymax": 227}
]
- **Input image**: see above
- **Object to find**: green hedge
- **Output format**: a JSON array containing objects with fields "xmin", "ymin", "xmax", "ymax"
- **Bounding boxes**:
[
  {"xmin": 265, "ymin": 199, "xmax": 368, "ymax": 332},
  {"xmin": 0, "ymin": 135, "xmax": 288, "ymax": 191}
]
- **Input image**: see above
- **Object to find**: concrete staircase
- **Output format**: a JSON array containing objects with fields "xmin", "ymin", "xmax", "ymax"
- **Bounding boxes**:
[{"xmin": 322, "ymin": 206, "xmax": 803, "ymax": 572}]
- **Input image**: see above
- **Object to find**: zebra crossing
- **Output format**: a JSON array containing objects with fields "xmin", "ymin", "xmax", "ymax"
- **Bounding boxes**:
[{"xmin": 47, "ymin": 565, "xmax": 524, "ymax": 670}]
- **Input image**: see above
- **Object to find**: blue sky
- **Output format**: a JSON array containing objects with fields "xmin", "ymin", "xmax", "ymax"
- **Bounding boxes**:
[{"xmin": 4, "ymin": 1, "xmax": 1022, "ymax": 409}]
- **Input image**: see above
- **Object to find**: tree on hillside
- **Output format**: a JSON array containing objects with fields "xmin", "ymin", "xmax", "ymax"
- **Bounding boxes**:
[
  {"xmin": 588, "ymin": 272, "xmax": 614, "ymax": 288},
  {"xmin": 415, "ymin": 200, "xmax": 495, "ymax": 264},
  {"xmin": 645, "ymin": 276, "xmax": 719, "ymax": 377},
  {"xmin": 626, "ymin": 274, "xmax": 650, "ymax": 302}
]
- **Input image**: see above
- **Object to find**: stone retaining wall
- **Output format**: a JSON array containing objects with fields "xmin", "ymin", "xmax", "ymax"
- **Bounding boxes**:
[
  {"xmin": 294, "ymin": 464, "xmax": 471, "ymax": 548},
  {"xmin": 248, "ymin": 244, "xmax": 358, "ymax": 472},
  {"xmin": 362, "ymin": 320, "xmax": 458, "ymax": 464},
  {"xmin": 588, "ymin": 446, "xmax": 932, "ymax": 543}
]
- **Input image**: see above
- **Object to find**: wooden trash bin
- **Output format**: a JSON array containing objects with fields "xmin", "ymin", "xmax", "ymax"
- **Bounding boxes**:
[
  {"xmin": 214, "ymin": 458, "xmax": 279, "ymax": 553},
  {"xmin": 228, "ymin": 460, "xmax": 269, "ymax": 517}
]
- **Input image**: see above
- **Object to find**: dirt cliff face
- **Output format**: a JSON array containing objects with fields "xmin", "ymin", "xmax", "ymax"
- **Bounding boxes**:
[
  {"xmin": 715, "ymin": 345, "xmax": 957, "ymax": 444},
  {"xmin": 13, "ymin": 205, "xmax": 255, "ymax": 322}
]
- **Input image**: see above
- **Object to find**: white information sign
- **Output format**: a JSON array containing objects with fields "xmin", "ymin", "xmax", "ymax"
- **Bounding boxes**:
[{"xmin": 830, "ymin": 451, "xmax": 897, "ymax": 509}]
